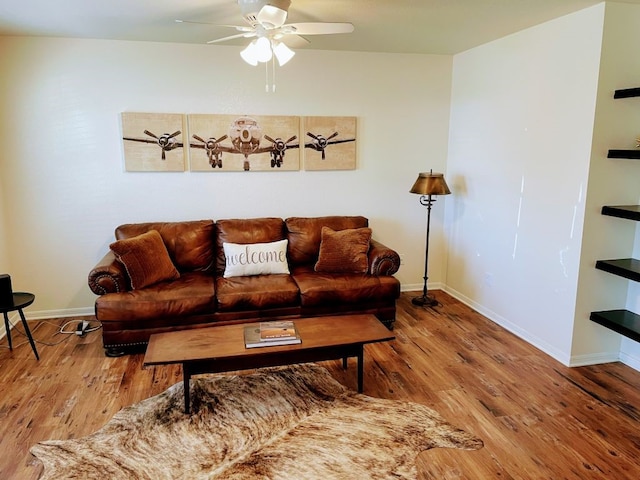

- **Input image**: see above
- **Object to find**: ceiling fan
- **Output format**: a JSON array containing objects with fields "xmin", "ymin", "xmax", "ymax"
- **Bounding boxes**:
[{"xmin": 179, "ymin": 0, "xmax": 354, "ymax": 67}]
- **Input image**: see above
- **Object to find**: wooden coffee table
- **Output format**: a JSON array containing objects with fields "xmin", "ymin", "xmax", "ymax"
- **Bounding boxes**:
[{"xmin": 143, "ymin": 314, "xmax": 395, "ymax": 413}]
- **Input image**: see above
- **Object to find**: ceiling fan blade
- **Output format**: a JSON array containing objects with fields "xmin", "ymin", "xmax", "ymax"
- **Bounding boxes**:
[
  {"xmin": 175, "ymin": 20, "xmax": 253, "ymax": 32},
  {"xmin": 206, "ymin": 31, "xmax": 256, "ymax": 44},
  {"xmin": 280, "ymin": 22, "xmax": 354, "ymax": 36},
  {"xmin": 276, "ymin": 34, "xmax": 309, "ymax": 48}
]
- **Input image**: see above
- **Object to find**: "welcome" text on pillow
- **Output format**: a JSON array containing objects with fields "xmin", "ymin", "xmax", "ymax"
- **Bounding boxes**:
[{"xmin": 223, "ymin": 240, "xmax": 290, "ymax": 278}]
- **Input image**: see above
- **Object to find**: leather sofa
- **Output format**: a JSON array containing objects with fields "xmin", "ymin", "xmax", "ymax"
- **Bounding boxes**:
[{"xmin": 88, "ymin": 216, "xmax": 401, "ymax": 356}]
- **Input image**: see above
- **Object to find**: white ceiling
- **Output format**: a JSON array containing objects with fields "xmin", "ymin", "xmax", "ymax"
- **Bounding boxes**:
[{"xmin": 0, "ymin": 0, "xmax": 638, "ymax": 55}]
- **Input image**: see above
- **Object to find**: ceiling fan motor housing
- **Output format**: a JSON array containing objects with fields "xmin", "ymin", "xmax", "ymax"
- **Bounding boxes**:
[{"xmin": 238, "ymin": 0, "xmax": 291, "ymax": 28}]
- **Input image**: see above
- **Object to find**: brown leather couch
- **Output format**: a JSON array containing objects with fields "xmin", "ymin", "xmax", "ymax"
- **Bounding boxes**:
[{"xmin": 88, "ymin": 216, "xmax": 401, "ymax": 356}]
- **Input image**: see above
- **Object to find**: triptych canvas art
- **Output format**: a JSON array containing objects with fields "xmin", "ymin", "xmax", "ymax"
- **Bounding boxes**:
[{"xmin": 121, "ymin": 112, "xmax": 357, "ymax": 172}]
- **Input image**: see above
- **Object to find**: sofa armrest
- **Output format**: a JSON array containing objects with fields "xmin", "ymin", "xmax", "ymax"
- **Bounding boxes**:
[
  {"xmin": 368, "ymin": 239, "xmax": 401, "ymax": 276},
  {"xmin": 88, "ymin": 251, "xmax": 129, "ymax": 295}
]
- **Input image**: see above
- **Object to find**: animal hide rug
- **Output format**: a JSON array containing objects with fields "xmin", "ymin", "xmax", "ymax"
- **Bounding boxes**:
[{"xmin": 31, "ymin": 363, "xmax": 483, "ymax": 479}]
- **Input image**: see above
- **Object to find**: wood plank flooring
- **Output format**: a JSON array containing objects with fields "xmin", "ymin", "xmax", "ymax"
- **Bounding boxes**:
[{"xmin": 1, "ymin": 291, "xmax": 639, "ymax": 479}]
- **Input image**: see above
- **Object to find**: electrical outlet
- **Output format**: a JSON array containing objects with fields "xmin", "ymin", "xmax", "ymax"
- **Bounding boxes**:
[{"xmin": 399, "ymin": 254, "xmax": 405, "ymax": 265}]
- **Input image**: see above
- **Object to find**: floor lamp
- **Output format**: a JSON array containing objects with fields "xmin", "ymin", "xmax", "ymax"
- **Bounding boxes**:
[{"xmin": 410, "ymin": 170, "xmax": 451, "ymax": 307}]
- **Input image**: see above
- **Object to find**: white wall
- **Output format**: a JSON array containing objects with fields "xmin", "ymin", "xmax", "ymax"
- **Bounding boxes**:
[
  {"xmin": 579, "ymin": 2, "xmax": 640, "ymax": 370},
  {"xmin": 0, "ymin": 36, "xmax": 452, "ymax": 317},
  {"xmin": 446, "ymin": 5, "xmax": 605, "ymax": 365}
]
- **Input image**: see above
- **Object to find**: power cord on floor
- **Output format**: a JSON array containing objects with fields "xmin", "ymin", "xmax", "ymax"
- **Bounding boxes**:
[{"xmin": 0, "ymin": 318, "xmax": 102, "ymax": 350}]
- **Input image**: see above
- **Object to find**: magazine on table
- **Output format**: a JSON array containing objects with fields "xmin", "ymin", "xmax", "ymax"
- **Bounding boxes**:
[
  {"xmin": 244, "ymin": 325, "xmax": 301, "ymax": 348},
  {"xmin": 259, "ymin": 320, "xmax": 298, "ymax": 341}
]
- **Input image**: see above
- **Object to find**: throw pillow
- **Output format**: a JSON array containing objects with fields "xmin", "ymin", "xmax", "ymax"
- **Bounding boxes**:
[
  {"xmin": 110, "ymin": 230, "xmax": 180, "ymax": 289},
  {"xmin": 314, "ymin": 227, "xmax": 372, "ymax": 274},
  {"xmin": 223, "ymin": 239, "xmax": 290, "ymax": 278}
]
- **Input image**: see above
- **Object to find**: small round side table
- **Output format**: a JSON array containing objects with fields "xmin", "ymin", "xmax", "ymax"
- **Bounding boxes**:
[{"xmin": 1, "ymin": 292, "xmax": 39, "ymax": 360}]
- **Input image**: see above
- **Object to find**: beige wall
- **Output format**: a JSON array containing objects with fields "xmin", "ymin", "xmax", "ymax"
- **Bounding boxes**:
[
  {"xmin": 0, "ymin": 36, "xmax": 453, "ymax": 317},
  {"xmin": 446, "ymin": 4, "xmax": 606, "ymax": 365}
]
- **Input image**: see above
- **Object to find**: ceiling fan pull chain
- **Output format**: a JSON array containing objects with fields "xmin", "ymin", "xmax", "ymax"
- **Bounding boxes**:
[
  {"xmin": 265, "ymin": 60, "xmax": 269, "ymax": 92},
  {"xmin": 272, "ymin": 56, "xmax": 277, "ymax": 92}
]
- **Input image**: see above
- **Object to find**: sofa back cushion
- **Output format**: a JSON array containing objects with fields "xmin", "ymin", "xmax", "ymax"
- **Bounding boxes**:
[
  {"xmin": 285, "ymin": 216, "xmax": 369, "ymax": 267},
  {"xmin": 215, "ymin": 218, "xmax": 286, "ymax": 275},
  {"xmin": 115, "ymin": 220, "xmax": 215, "ymax": 273}
]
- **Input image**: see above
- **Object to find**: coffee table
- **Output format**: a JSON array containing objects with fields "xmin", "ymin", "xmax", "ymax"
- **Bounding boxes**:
[{"xmin": 143, "ymin": 314, "xmax": 395, "ymax": 413}]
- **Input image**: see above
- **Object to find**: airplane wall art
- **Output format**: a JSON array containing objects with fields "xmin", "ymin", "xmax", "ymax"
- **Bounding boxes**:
[
  {"xmin": 188, "ymin": 114, "xmax": 300, "ymax": 172},
  {"xmin": 121, "ymin": 112, "xmax": 187, "ymax": 172},
  {"xmin": 302, "ymin": 116, "xmax": 357, "ymax": 170},
  {"xmin": 121, "ymin": 113, "xmax": 356, "ymax": 172}
]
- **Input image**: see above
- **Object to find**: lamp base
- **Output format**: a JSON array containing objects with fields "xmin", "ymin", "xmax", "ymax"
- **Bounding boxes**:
[{"xmin": 411, "ymin": 294, "xmax": 438, "ymax": 307}]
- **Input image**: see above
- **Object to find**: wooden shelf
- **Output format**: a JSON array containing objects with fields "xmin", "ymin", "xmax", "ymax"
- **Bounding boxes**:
[
  {"xmin": 607, "ymin": 149, "xmax": 640, "ymax": 159},
  {"xmin": 595, "ymin": 258, "xmax": 640, "ymax": 282},
  {"xmin": 594, "ymin": 87, "xmax": 640, "ymax": 344},
  {"xmin": 590, "ymin": 310, "xmax": 640, "ymax": 342},
  {"xmin": 614, "ymin": 87, "xmax": 640, "ymax": 99},
  {"xmin": 601, "ymin": 205, "xmax": 640, "ymax": 221}
]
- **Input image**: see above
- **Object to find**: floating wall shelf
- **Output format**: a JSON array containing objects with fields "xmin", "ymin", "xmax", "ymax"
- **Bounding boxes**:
[
  {"xmin": 590, "ymin": 310, "xmax": 640, "ymax": 343},
  {"xmin": 595, "ymin": 258, "xmax": 640, "ymax": 283},
  {"xmin": 607, "ymin": 149, "xmax": 640, "ymax": 159},
  {"xmin": 591, "ymin": 87, "xmax": 640, "ymax": 342},
  {"xmin": 614, "ymin": 87, "xmax": 640, "ymax": 98},
  {"xmin": 601, "ymin": 205, "xmax": 640, "ymax": 221}
]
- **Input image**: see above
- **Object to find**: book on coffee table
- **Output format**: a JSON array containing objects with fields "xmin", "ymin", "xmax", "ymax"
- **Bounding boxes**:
[
  {"xmin": 244, "ymin": 325, "xmax": 301, "ymax": 348},
  {"xmin": 259, "ymin": 320, "xmax": 297, "ymax": 341}
]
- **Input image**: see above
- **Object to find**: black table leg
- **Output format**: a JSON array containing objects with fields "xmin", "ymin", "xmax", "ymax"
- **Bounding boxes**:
[
  {"xmin": 357, "ymin": 345, "xmax": 364, "ymax": 393},
  {"xmin": 183, "ymin": 364, "xmax": 191, "ymax": 414},
  {"xmin": 3, "ymin": 312, "xmax": 12, "ymax": 350},
  {"xmin": 18, "ymin": 308, "xmax": 39, "ymax": 360}
]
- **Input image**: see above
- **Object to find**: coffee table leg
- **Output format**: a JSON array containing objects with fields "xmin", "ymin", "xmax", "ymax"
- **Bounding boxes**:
[
  {"xmin": 357, "ymin": 345, "xmax": 364, "ymax": 393},
  {"xmin": 183, "ymin": 364, "xmax": 191, "ymax": 414}
]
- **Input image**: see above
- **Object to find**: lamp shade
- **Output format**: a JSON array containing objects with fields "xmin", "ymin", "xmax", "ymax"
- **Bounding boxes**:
[{"xmin": 410, "ymin": 171, "xmax": 451, "ymax": 196}]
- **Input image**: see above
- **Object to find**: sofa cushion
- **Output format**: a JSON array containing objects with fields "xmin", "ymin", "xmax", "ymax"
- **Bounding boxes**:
[
  {"xmin": 285, "ymin": 216, "xmax": 369, "ymax": 267},
  {"xmin": 215, "ymin": 274, "xmax": 299, "ymax": 312},
  {"xmin": 215, "ymin": 218, "xmax": 285, "ymax": 275},
  {"xmin": 223, "ymin": 239, "xmax": 290, "ymax": 278},
  {"xmin": 115, "ymin": 220, "xmax": 215, "ymax": 272},
  {"xmin": 110, "ymin": 230, "xmax": 180, "ymax": 290},
  {"xmin": 291, "ymin": 266, "xmax": 400, "ymax": 308},
  {"xmin": 315, "ymin": 227, "xmax": 372, "ymax": 274},
  {"xmin": 96, "ymin": 272, "xmax": 215, "ymax": 321}
]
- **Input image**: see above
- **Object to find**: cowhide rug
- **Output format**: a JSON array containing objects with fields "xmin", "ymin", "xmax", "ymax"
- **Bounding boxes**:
[{"xmin": 31, "ymin": 363, "xmax": 483, "ymax": 479}]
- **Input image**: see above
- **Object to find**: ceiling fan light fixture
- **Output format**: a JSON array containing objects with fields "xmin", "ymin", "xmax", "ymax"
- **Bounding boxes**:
[
  {"xmin": 240, "ymin": 41, "xmax": 260, "ymax": 65},
  {"xmin": 254, "ymin": 36, "xmax": 273, "ymax": 62},
  {"xmin": 272, "ymin": 41, "xmax": 295, "ymax": 66},
  {"xmin": 257, "ymin": 5, "xmax": 288, "ymax": 29}
]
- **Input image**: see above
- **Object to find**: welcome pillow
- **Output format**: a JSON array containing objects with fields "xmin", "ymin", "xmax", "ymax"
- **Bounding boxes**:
[{"xmin": 223, "ymin": 239, "xmax": 290, "ymax": 278}]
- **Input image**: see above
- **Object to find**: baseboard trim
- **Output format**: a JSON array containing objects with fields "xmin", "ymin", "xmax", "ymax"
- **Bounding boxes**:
[
  {"xmin": 619, "ymin": 350, "xmax": 640, "ymax": 371},
  {"xmin": 400, "ymin": 282, "xmax": 444, "ymax": 293},
  {"xmin": 443, "ymin": 286, "xmax": 573, "ymax": 366},
  {"xmin": 568, "ymin": 352, "xmax": 621, "ymax": 367},
  {"xmin": 0, "ymin": 306, "xmax": 94, "ymax": 341}
]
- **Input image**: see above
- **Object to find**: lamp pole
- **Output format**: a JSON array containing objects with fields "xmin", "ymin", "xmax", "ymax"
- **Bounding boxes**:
[
  {"xmin": 409, "ymin": 170, "xmax": 450, "ymax": 308},
  {"xmin": 413, "ymin": 194, "xmax": 438, "ymax": 307}
]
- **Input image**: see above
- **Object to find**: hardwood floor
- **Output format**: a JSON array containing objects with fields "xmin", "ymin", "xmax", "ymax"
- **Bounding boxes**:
[{"xmin": 1, "ymin": 291, "xmax": 639, "ymax": 479}]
